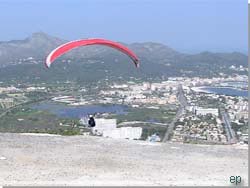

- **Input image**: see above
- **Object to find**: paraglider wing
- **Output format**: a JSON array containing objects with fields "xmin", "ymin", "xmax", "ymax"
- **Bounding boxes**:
[{"xmin": 45, "ymin": 39, "xmax": 139, "ymax": 68}]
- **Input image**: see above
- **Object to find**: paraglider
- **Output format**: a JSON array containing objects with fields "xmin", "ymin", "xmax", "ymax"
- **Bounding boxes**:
[{"xmin": 45, "ymin": 38, "xmax": 139, "ymax": 68}]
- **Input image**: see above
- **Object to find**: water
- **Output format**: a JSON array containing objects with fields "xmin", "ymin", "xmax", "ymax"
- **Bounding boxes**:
[
  {"xmin": 32, "ymin": 102, "xmax": 128, "ymax": 118},
  {"xmin": 200, "ymin": 87, "xmax": 247, "ymax": 97},
  {"xmin": 218, "ymin": 81, "xmax": 247, "ymax": 89}
]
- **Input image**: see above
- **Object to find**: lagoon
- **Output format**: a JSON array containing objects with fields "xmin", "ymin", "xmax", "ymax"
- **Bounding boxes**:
[{"xmin": 32, "ymin": 102, "xmax": 128, "ymax": 118}]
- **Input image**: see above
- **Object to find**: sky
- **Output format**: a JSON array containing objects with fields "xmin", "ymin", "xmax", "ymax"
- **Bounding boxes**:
[{"xmin": 0, "ymin": 0, "xmax": 247, "ymax": 53}]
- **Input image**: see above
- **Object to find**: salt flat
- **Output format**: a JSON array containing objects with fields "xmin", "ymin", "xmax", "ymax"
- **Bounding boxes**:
[{"xmin": 0, "ymin": 133, "xmax": 248, "ymax": 186}]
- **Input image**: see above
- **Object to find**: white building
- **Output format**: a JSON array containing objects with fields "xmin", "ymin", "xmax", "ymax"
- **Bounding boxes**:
[
  {"xmin": 88, "ymin": 118, "xmax": 142, "ymax": 140},
  {"xmin": 0, "ymin": 98, "xmax": 14, "ymax": 108},
  {"xmin": 103, "ymin": 127, "xmax": 142, "ymax": 140},
  {"xmin": 92, "ymin": 118, "xmax": 117, "ymax": 135},
  {"xmin": 195, "ymin": 108, "xmax": 219, "ymax": 116}
]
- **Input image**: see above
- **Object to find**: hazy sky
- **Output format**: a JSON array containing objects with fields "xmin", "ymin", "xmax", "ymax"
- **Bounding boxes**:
[{"xmin": 0, "ymin": 0, "xmax": 247, "ymax": 53}]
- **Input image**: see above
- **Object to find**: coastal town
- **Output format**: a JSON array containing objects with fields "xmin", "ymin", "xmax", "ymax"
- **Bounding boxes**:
[{"xmin": 0, "ymin": 72, "xmax": 247, "ymax": 145}]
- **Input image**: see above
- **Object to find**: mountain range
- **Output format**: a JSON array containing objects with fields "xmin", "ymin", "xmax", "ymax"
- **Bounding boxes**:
[{"xmin": 0, "ymin": 32, "xmax": 247, "ymax": 83}]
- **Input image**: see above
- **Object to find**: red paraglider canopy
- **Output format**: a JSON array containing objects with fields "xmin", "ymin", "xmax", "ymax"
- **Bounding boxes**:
[{"xmin": 45, "ymin": 38, "xmax": 139, "ymax": 68}]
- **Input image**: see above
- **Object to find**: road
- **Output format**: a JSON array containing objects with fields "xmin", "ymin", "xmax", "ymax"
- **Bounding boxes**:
[
  {"xmin": 221, "ymin": 111, "xmax": 237, "ymax": 144},
  {"xmin": 162, "ymin": 84, "xmax": 187, "ymax": 142}
]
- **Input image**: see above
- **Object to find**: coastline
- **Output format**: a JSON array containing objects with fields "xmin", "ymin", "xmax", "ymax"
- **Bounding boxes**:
[
  {"xmin": 191, "ymin": 86, "xmax": 212, "ymax": 93},
  {"xmin": 191, "ymin": 86, "xmax": 247, "ymax": 96}
]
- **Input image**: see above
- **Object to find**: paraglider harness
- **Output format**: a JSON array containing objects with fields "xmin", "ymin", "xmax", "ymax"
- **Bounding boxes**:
[{"xmin": 88, "ymin": 117, "xmax": 96, "ymax": 127}]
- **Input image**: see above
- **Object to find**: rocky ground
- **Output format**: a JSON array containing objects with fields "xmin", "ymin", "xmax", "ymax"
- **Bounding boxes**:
[{"xmin": 0, "ymin": 133, "xmax": 248, "ymax": 186}]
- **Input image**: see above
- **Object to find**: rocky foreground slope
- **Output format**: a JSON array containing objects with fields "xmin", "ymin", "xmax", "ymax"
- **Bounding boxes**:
[{"xmin": 0, "ymin": 133, "xmax": 248, "ymax": 186}]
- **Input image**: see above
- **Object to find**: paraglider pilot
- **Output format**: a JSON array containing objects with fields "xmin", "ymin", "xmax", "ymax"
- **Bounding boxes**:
[{"xmin": 88, "ymin": 115, "xmax": 96, "ymax": 127}]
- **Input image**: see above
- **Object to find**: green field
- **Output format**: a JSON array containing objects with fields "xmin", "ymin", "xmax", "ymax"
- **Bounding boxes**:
[{"xmin": 0, "ymin": 106, "xmax": 81, "ymax": 135}]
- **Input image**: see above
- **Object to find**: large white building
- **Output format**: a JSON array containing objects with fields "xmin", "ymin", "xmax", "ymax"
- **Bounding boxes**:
[
  {"xmin": 186, "ymin": 106, "xmax": 219, "ymax": 117},
  {"xmin": 92, "ymin": 118, "xmax": 117, "ymax": 135},
  {"xmin": 91, "ymin": 118, "xmax": 142, "ymax": 140},
  {"xmin": 103, "ymin": 127, "xmax": 142, "ymax": 140},
  {"xmin": 195, "ymin": 108, "xmax": 219, "ymax": 116}
]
